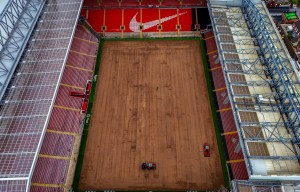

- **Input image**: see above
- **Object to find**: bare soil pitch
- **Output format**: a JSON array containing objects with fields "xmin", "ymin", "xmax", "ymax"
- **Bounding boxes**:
[{"xmin": 79, "ymin": 40, "xmax": 224, "ymax": 191}]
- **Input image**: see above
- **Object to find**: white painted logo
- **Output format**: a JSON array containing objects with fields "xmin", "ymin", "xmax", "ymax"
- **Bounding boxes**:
[
  {"xmin": 213, "ymin": 54, "xmax": 220, "ymax": 65},
  {"xmin": 232, "ymin": 137, "xmax": 241, "ymax": 153},
  {"xmin": 129, "ymin": 12, "xmax": 187, "ymax": 32},
  {"xmin": 221, "ymin": 92, "xmax": 229, "ymax": 105}
]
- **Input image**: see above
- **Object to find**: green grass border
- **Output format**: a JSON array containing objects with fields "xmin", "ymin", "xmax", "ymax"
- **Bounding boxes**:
[
  {"xmin": 105, "ymin": 36, "xmax": 201, "ymax": 41},
  {"xmin": 72, "ymin": 38, "xmax": 229, "ymax": 192},
  {"xmin": 199, "ymin": 40, "xmax": 230, "ymax": 189}
]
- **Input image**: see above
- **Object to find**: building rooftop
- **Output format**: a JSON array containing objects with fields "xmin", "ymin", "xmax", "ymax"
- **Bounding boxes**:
[{"xmin": 284, "ymin": 12, "xmax": 298, "ymax": 21}]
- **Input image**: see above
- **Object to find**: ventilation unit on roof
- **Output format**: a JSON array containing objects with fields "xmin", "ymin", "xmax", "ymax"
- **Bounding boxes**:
[{"xmin": 257, "ymin": 94, "xmax": 276, "ymax": 104}]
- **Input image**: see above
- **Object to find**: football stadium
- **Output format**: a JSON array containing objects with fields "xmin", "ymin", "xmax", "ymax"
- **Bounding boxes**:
[{"xmin": 1, "ymin": 0, "xmax": 300, "ymax": 191}]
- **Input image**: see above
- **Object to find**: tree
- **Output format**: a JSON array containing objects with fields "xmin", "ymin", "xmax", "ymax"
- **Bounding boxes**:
[{"xmin": 290, "ymin": 0, "xmax": 298, "ymax": 5}]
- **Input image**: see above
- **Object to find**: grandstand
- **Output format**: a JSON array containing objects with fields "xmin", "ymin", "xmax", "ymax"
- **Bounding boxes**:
[
  {"xmin": 30, "ymin": 24, "xmax": 98, "ymax": 192},
  {"xmin": 0, "ymin": 0, "xmax": 98, "ymax": 191},
  {"xmin": 207, "ymin": 0, "xmax": 300, "ymax": 189},
  {"xmin": 0, "ymin": 0, "xmax": 300, "ymax": 191}
]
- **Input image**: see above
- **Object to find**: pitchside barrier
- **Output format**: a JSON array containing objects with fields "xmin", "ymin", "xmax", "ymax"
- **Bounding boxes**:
[{"xmin": 203, "ymin": 30, "xmax": 249, "ymax": 180}]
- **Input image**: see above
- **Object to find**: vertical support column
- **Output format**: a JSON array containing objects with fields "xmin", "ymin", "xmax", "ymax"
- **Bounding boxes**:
[
  {"xmin": 122, "ymin": 9, "xmax": 124, "ymax": 39},
  {"xmin": 177, "ymin": 8, "xmax": 180, "ymax": 37},
  {"xmin": 102, "ymin": 9, "xmax": 106, "ymax": 35},
  {"xmin": 195, "ymin": 8, "xmax": 199, "ymax": 36},
  {"xmin": 158, "ymin": 8, "xmax": 161, "ymax": 36},
  {"xmin": 140, "ymin": 8, "xmax": 143, "ymax": 38}
]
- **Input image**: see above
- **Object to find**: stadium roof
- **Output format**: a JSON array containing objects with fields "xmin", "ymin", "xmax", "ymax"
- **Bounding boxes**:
[
  {"xmin": 0, "ymin": 0, "xmax": 9, "ymax": 14},
  {"xmin": 0, "ymin": 0, "xmax": 44, "ymax": 102},
  {"xmin": 209, "ymin": 0, "xmax": 300, "ymax": 181},
  {"xmin": 0, "ymin": 0, "xmax": 83, "ymax": 191}
]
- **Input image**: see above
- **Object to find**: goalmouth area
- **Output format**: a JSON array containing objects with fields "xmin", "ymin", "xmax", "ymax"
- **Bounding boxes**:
[{"xmin": 75, "ymin": 39, "xmax": 226, "ymax": 191}]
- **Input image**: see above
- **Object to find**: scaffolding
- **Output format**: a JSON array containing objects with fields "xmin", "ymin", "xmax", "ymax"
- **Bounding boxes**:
[
  {"xmin": 0, "ymin": 0, "xmax": 44, "ymax": 101},
  {"xmin": 208, "ymin": 0, "xmax": 300, "ymax": 181}
]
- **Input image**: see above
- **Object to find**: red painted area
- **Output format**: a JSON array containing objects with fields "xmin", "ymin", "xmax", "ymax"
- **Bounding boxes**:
[
  {"xmin": 220, "ymin": 110, "xmax": 237, "ymax": 132},
  {"xmin": 106, "ymin": 9, "xmax": 123, "ymax": 32},
  {"xmin": 205, "ymin": 30, "xmax": 220, "ymax": 69},
  {"xmin": 81, "ymin": 9, "xmax": 192, "ymax": 32},
  {"xmin": 83, "ymin": 0, "xmax": 207, "ymax": 7},
  {"xmin": 205, "ymin": 32, "xmax": 217, "ymax": 53},
  {"xmin": 231, "ymin": 162, "xmax": 249, "ymax": 180},
  {"xmin": 211, "ymin": 68, "xmax": 226, "ymax": 89}
]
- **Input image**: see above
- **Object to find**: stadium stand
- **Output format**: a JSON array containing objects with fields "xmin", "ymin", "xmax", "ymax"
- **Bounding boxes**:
[
  {"xmin": 0, "ymin": 0, "xmax": 85, "ymax": 191},
  {"xmin": 30, "ymin": 24, "xmax": 98, "ymax": 191},
  {"xmin": 208, "ymin": 0, "xmax": 300, "ymax": 183},
  {"xmin": 204, "ymin": 30, "xmax": 249, "ymax": 180}
]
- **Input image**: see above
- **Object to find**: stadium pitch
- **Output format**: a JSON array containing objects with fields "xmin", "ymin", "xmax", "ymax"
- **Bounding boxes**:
[{"xmin": 77, "ymin": 39, "xmax": 224, "ymax": 191}]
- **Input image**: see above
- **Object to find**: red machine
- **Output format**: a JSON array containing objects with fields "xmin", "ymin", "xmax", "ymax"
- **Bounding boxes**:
[
  {"xmin": 69, "ymin": 91, "xmax": 88, "ymax": 99},
  {"xmin": 69, "ymin": 80, "xmax": 92, "ymax": 99},
  {"xmin": 85, "ymin": 80, "xmax": 92, "ymax": 95},
  {"xmin": 141, "ymin": 162, "xmax": 156, "ymax": 170},
  {"xmin": 203, "ymin": 143, "xmax": 210, "ymax": 157},
  {"xmin": 81, "ymin": 98, "xmax": 88, "ymax": 114}
]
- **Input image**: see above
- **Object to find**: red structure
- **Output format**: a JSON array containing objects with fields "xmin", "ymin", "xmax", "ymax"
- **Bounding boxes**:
[
  {"xmin": 83, "ymin": 0, "xmax": 207, "ymax": 7},
  {"xmin": 81, "ymin": 9, "xmax": 193, "ymax": 33},
  {"xmin": 203, "ymin": 143, "xmax": 210, "ymax": 157},
  {"xmin": 80, "ymin": 0, "xmax": 209, "ymax": 34}
]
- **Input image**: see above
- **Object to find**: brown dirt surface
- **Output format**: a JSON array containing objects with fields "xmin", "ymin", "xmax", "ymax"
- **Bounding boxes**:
[{"xmin": 79, "ymin": 40, "xmax": 224, "ymax": 191}]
